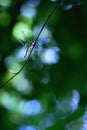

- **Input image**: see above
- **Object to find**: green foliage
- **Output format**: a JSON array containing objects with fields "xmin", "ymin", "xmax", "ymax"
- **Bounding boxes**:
[{"xmin": 46, "ymin": 109, "xmax": 85, "ymax": 130}]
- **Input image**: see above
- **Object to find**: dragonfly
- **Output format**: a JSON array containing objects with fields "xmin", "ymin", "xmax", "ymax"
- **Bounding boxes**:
[{"xmin": 19, "ymin": 38, "xmax": 50, "ymax": 58}]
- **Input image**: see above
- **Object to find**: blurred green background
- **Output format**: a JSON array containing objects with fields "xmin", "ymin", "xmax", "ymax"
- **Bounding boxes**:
[{"xmin": 0, "ymin": 0, "xmax": 87, "ymax": 130}]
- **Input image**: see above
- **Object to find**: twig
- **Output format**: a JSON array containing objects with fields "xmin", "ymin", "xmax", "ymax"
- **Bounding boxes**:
[{"xmin": 0, "ymin": 0, "xmax": 62, "ymax": 89}]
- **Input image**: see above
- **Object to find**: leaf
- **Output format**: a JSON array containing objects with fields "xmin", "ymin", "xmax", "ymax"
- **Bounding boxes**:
[{"xmin": 46, "ymin": 109, "xmax": 85, "ymax": 130}]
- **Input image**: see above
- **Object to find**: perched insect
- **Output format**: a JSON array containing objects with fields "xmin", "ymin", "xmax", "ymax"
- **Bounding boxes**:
[{"xmin": 19, "ymin": 38, "xmax": 50, "ymax": 58}]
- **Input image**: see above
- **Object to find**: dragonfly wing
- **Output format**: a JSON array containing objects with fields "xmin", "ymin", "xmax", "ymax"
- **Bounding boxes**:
[
  {"xmin": 38, "ymin": 38, "xmax": 50, "ymax": 45},
  {"xmin": 19, "ymin": 39, "xmax": 28, "ymax": 46},
  {"xmin": 19, "ymin": 39, "xmax": 26, "ymax": 46}
]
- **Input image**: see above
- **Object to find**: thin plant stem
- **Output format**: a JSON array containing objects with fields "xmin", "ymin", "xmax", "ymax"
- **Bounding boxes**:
[{"xmin": 0, "ymin": 0, "xmax": 62, "ymax": 89}]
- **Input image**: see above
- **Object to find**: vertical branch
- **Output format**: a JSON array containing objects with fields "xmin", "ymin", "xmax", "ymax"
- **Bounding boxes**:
[{"xmin": 0, "ymin": 0, "xmax": 62, "ymax": 89}]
